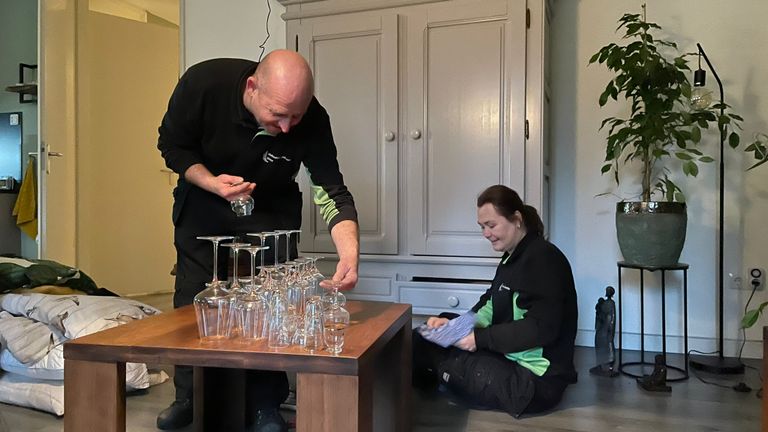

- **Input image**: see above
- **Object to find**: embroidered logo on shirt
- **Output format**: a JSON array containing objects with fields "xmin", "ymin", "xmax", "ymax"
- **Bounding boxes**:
[
  {"xmin": 262, "ymin": 151, "xmax": 292, "ymax": 163},
  {"xmin": 499, "ymin": 284, "xmax": 511, "ymax": 291}
]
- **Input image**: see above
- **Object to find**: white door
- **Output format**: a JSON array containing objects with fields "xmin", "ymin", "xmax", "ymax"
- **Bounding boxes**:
[
  {"xmin": 40, "ymin": 0, "xmax": 78, "ymax": 265},
  {"xmin": 40, "ymin": 0, "xmax": 179, "ymax": 296},
  {"xmin": 406, "ymin": 0, "xmax": 527, "ymax": 257},
  {"xmin": 295, "ymin": 12, "xmax": 399, "ymax": 255}
]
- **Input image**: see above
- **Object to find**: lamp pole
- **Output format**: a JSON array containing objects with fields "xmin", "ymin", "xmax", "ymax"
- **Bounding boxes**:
[{"xmin": 688, "ymin": 43, "xmax": 744, "ymax": 375}]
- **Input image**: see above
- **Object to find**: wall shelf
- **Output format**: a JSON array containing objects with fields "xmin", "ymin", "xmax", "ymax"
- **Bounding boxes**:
[
  {"xmin": 5, "ymin": 83, "xmax": 37, "ymax": 96},
  {"xmin": 4, "ymin": 63, "xmax": 37, "ymax": 103}
]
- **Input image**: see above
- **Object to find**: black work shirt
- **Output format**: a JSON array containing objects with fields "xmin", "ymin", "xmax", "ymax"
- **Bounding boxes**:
[{"xmin": 157, "ymin": 58, "xmax": 357, "ymax": 230}]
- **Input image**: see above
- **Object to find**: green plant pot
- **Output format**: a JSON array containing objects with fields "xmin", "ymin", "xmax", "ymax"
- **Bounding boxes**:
[{"xmin": 615, "ymin": 202, "xmax": 687, "ymax": 267}]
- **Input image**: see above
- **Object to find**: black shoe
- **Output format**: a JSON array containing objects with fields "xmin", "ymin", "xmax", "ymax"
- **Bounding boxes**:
[
  {"xmin": 252, "ymin": 408, "xmax": 288, "ymax": 432},
  {"xmin": 156, "ymin": 399, "xmax": 193, "ymax": 430}
]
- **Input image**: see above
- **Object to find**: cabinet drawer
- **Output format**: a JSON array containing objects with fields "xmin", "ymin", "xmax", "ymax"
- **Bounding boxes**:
[{"xmin": 398, "ymin": 282, "xmax": 487, "ymax": 316}]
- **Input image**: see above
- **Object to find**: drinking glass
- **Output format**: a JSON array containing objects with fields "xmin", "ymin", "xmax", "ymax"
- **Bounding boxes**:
[
  {"xmin": 320, "ymin": 279, "xmax": 346, "ymax": 309},
  {"xmin": 323, "ymin": 302, "xmax": 350, "ymax": 355},
  {"xmin": 267, "ymin": 288, "xmax": 292, "ymax": 349},
  {"xmin": 302, "ymin": 296, "xmax": 325, "ymax": 352},
  {"xmin": 193, "ymin": 281, "xmax": 231, "ymax": 341},
  {"xmin": 235, "ymin": 290, "xmax": 268, "ymax": 341},
  {"xmin": 196, "ymin": 236, "xmax": 235, "ymax": 284},
  {"xmin": 230, "ymin": 195, "xmax": 254, "ymax": 217}
]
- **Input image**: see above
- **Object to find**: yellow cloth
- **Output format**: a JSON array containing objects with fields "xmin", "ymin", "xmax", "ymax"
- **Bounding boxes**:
[{"xmin": 12, "ymin": 159, "xmax": 37, "ymax": 239}]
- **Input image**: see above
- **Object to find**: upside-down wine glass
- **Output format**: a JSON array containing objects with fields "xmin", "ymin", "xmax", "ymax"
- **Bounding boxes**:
[{"xmin": 234, "ymin": 245, "xmax": 270, "ymax": 341}]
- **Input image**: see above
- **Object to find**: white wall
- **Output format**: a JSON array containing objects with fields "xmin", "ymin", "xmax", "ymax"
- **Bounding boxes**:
[
  {"xmin": 551, "ymin": 0, "xmax": 768, "ymax": 358},
  {"xmin": 182, "ymin": 0, "xmax": 286, "ymax": 69},
  {"xmin": 183, "ymin": 0, "xmax": 768, "ymax": 357}
]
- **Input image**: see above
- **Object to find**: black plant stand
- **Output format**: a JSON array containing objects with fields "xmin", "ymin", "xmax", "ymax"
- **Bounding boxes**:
[{"xmin": 617, "ymin": 261, "xmax": 689, "ymax": 381}]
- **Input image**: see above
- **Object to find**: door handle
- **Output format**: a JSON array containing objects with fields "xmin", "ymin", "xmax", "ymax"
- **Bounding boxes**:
[{"xmin": 48, "ymin": 151, "xmax": 63, "ymax": 157}]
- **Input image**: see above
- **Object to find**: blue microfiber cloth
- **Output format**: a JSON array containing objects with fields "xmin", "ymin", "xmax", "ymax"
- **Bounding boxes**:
[{"xmin": 418, "ymin": 312, "xmax": 476, "ymax": 348}]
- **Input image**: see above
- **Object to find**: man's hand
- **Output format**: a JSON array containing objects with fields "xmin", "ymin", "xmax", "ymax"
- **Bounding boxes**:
[
  {"xmin": 454, "ymin": 332, "xmax": 477, "ymax": 352},
  {"xmin": 426, "ymin": 317, "xmax": 449, "ymax": 329},
  {"xmin": 329, "ymin": 220, "xmax": 359, "ymax": 291},
  {"xmin": 332, "ymin": 257, "xmax": 358, "ymax": 291},
  {"xmin": 212, "ymin": 175, "xmax": 256, "ymax": 201},
  {"xmin": 184, "ymin": 163, "xmax": 256, "ymax": 200}
]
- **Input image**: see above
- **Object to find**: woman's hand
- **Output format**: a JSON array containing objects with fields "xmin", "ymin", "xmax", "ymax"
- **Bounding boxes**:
[
  {"xmin": 454, "ymin": 332, "xmax": 477, "ymax": 352},
  {"xmin": 426, "ymin": 317, "xmax": 449, "ymax": 329}
]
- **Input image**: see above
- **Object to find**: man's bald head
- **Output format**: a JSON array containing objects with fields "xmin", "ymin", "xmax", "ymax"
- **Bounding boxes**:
[
  {"xmin": 255, "ymin": 50, "xmax": 314, "ymax": 107},
  {"xmin": 244, "ymin": 50, "xmax": 315, "ymax": 134}
]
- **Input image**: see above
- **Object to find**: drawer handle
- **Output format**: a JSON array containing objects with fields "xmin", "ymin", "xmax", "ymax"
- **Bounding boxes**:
[{"xmin": 447, "ymin": 296, "xmax": 460, "ymax": 308}]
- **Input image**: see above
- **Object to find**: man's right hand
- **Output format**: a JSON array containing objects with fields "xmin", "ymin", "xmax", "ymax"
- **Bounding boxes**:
[
  {"xmin": 210, "ymin": 174, "xmax": 256, "ymax": 201},
  {"xmin": 184, "ymin": 163, "xmax": 256, "ymax": 200}
]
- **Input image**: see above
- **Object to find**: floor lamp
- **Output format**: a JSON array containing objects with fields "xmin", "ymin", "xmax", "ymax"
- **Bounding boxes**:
[{"xmin": 687, "ymin": 43, "xmax": 745, "ymax": 374}]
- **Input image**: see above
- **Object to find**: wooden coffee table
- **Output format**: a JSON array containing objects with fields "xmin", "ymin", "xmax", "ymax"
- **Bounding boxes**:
[{"xmin": 63, "ymin": 300, "xmax": 411, "ymax": 432}]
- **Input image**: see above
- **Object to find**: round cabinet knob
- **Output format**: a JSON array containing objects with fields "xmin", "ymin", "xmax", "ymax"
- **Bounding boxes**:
[
  {"xmin": 384, "ymin": 131, "xmax": 395, "ymax": 142},
  {"xmin": 447, "ymin": 296, "xmax": 460, "ymax": 308},
  {"xmin": 410, "ymin": 129, "xmax": 422, "ymax": 140}
]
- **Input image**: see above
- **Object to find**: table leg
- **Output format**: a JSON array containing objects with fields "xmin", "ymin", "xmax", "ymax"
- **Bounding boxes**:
[
  {"xmin": 64, "ymin": 359, "xmax": 125, "ymax": 432},
  {"xmin": 296, "ymin": 320, "xmax": 411, "ymax": 432},
  {"xmin": 297, "ymin": 373, "xmax": 373, "ymax": 432}
]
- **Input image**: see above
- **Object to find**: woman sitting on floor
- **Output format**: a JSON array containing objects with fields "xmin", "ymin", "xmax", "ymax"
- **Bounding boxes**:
[{"xmin": 413, "ymin": 184, "xmax": 578, "ymax": 417}]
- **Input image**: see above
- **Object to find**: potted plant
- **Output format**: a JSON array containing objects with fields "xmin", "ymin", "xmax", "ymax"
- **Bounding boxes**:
[{"xmin": 590, "ymin": 6, "xmax": 767, "ymax": 266}]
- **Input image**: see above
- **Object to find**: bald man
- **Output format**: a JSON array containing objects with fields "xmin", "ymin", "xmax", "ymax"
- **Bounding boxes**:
[{"xmin": 156, "ymin": 50, "xmax": 359, "ymax": 431}]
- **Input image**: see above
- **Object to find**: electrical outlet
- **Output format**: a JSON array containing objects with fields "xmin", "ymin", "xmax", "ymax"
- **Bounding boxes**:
[{"xmin": 749, "ymin": 268, "xmax": 765, "ymax": 290}]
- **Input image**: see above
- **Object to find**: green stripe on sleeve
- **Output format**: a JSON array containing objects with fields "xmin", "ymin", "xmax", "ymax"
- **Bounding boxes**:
[{"xmin": 311, "ymin": 184, "xmax": 340, "ymax": 225}]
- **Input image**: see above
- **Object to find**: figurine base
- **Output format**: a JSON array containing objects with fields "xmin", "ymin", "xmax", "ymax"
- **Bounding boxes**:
[
  {"xmin": 636, "ymin": 375, "xmax": 671, "ymax": 392},
  {"xmin": 589, "ymin": 364, "xmax": 619, "ymax": 377}
]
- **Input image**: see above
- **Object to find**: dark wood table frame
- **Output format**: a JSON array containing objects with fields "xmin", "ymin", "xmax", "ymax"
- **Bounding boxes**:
[{"xmin": 63, "ymin": 301, "xmax": 412, "ymax": 432}]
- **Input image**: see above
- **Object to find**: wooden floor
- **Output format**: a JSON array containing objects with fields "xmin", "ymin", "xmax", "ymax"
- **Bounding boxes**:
[{"xmin": 0, "ymin": 293, "xmax": 761, "ymax": 432}]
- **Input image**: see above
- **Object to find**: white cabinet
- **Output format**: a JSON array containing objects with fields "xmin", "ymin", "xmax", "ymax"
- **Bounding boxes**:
[
  {"xmin": 282, "ymin": 0, "xmax": 549, "ymax": 308},
  {"xmin": 295, "ymin": 12, "xmax": 399, "ymax": 255},
  {"xmin": 404, "ymin": 0, "xmax": 527, "ymax": 257}
]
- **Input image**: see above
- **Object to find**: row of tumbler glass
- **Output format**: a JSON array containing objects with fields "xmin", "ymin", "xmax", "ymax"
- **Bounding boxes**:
[{"xmin": 192, "ymin": 232, "xmax": 349, "ymax": 354}]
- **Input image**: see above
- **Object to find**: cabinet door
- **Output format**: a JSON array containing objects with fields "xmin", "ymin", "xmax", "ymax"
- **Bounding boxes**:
[
  {"xmin": 406, "ymin": 0, "xmax": 527, "ymax": 257},
  {"xmin": 295, "ymin": 13, "xmax": 399, "ymax": 255}
]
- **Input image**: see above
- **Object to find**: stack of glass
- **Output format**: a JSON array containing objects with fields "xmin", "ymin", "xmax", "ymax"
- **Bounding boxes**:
[{"xmin": 192, "ymin": 230, "xmax": 351, "ymax": 355}]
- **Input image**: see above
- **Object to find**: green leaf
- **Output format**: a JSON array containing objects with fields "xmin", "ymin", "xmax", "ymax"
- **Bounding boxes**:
[
  {"xmin": 698, "ymin": 156, "xmax": 715, "ymax": 163},
  {"xmin": 742, "ymin": 302, "xmax": 768, "ymax": 328},
  {"xmin": 729, "ymin": 132, "xmax": 740, "ymax": 148},
  {"xmin": 685, "ymin": 161, "xmax": 699, "ymax": 176},
  {"xmin": 601, "ymin": 164, "xmax": 612, "ymax": 174},
  {"xmin": 676, "ymin": 152, "xmax": 693, "ymax": 160},
  {"xmin": 691, "ymin": 126, "xmax": 701, "ymax": 143}
]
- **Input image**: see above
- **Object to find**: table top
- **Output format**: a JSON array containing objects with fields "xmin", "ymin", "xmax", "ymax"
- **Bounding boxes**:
[{"xmin": 63, "ymin": 300, "xmax": 411, "ymax": 376}]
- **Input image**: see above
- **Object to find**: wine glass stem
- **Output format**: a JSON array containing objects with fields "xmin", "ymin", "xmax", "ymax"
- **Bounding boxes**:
[
  {"xmin": 259, "ymin": 236, "xmax": 266, "ymax": 269},
  {"xmin": 250, "ymin": 251, "xmax": 257, "ymax": 288},
  {"xmin": 212, "ymin": 240, "xmax": 219, "ymax": 283},
  {"xmin": 274, "ymin": 235, "xmax": 280, "ymax": 266},
  {"xmin": 286, "ymin": 233, "xmax": 292, "ymax": 262},
  {"xmin": 233, "ymin": 249, "xmax": 239, "ymax": 282}
]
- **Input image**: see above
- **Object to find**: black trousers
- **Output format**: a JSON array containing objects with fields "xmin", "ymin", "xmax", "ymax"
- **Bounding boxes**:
[
  {"xmin": 412, "ymin": 330, "xmax": 567, "ymax": 417},
  {"xmin": 171, "ymin": 185, "xmax": 298, "ymax": 411}
]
